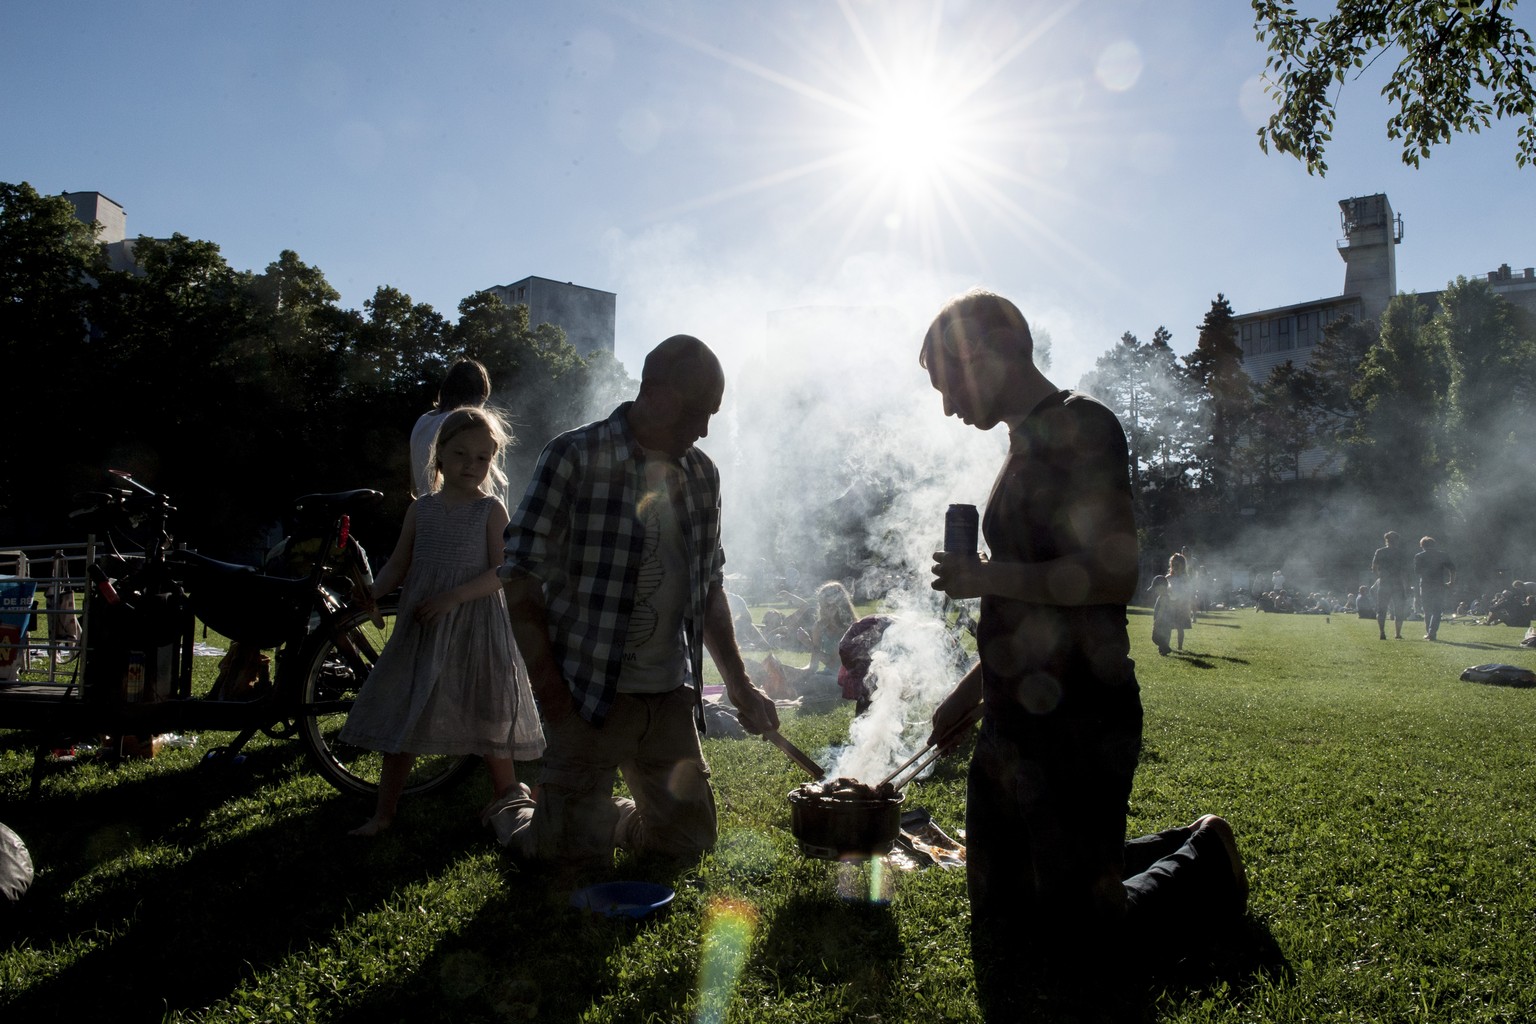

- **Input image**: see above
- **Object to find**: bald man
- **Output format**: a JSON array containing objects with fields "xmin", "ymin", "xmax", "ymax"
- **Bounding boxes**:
[{"xmin": 490, "ymin": 335, "xmax": 778, "ymax": 865}]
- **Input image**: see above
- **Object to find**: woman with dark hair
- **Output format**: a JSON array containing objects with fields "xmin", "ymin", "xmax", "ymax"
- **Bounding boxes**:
[{"xmin": 410, "ymin": 358, "xmax": 492, "ymax": 497}]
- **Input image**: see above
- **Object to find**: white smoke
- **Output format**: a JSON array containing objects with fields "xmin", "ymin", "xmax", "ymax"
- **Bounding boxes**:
[{"xmin": 822, "ymin": 597, "xmax": 969, "ymax": 784}]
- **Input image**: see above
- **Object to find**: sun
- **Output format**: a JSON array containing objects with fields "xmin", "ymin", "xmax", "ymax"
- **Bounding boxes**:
[
  {"xmin": 620, "ymin": 1, "xmax": 1087, "ymax": 273},
  {"xmin": 853, "ymin": 74, "xmax": 964, "ymax": 192}
]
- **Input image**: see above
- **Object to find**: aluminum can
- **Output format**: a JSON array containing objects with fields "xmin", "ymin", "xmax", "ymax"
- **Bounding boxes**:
[{"xmin": 944, "ymin": 504, "xmax": 979, "ymax": 555}]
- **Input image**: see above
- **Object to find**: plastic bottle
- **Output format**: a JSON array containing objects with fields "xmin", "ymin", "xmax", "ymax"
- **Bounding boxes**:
[{"xmin": 88, "ymin": 564, "xmax": 120, "ymax": 604}]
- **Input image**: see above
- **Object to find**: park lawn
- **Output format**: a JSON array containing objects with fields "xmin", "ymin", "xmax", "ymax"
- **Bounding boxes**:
[{"xmin": 0, "ymin": 607, "xmax": 1533, "ymax": 1022}]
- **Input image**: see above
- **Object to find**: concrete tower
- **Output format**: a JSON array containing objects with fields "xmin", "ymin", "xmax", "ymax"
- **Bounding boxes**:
[{"xmin": 1336, "ymin": 194, "xmax": 1402, "ymax": 321}]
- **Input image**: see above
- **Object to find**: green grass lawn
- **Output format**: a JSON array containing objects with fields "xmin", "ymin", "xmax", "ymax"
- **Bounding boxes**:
[{"xmin": 2, "ymin": 607, "xmax": 1534, "ymax": 1022}]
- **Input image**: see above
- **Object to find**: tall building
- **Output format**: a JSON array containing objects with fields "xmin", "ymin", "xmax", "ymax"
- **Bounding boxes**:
[
  {"xmin": 1233, "ymin": 192, "xmax": 1535, "ymax": 479},
  {"xmin": 1235, "ymin": 194, "xmax": 1402, "ymax": 383},
  {"xmin": 61, "ymin": 190, "xmax": 139, "ymax": 272},
  {"xmin": 487, "ymin": 276, "xmax": 616, "ymax": 356}
]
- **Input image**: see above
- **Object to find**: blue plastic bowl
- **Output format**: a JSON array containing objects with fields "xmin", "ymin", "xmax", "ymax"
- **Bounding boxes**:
[{"xmin": 569, "ymin": 881, "xmax": 675, "ymax": 919}]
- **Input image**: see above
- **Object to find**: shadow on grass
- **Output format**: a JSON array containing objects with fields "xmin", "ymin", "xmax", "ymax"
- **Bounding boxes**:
[
  {"xmin": 757, "ymin": 888, "xmax": 904, "ymax": 1015},
  {"xmin": 1433, "ymin": 639, "xmax": 1528, "ymax": 651},
  {"xmin": 1143, "ymin": 914, "xmax": 1293, "ymax": 1016},
  {"xmin": 974, "ymin": 912, "xmax": 1292, "ymax": 1022},
  {"xmin": 349, "ymin": 861, "xmax": 651, "ymax": 1024},
  {"xmin": 1163, "ymin": 650, "xmax": 1252, "ymax": 670},
  {"xmin": 0, "ymin": 746, "xmax": 485, "ymax": 1020}
]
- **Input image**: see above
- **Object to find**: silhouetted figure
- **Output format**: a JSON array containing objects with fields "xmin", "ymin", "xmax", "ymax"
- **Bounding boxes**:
[
  {"xmin": 1413, "ymin": 537, "xmax": 1456, "ymax": 641},
  {"xmin": 1372, "ymin": 531, "xmax": 1410, "ymax": 640}
]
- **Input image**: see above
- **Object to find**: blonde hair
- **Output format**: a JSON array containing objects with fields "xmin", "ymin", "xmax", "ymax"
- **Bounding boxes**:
[
  {"xmin": 815, "ymin": 581, "xmax": 857, "ymax": 632},
  {"xmin": 427, "ymin": 406, "xmax": 513, "ymax": 496}
]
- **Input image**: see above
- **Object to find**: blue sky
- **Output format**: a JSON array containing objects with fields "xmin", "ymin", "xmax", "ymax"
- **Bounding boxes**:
[{"xmin": 8, "ymin": 0, "xmax": 1535, "ymax": 390}]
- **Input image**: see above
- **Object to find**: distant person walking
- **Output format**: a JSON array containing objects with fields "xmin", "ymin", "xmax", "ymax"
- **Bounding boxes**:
[
  {"xmin": 1414, "ymin": 537, "xmax": 1456, "ymax": 641},
  {"xmin": 1149, "ymin": 575, "xmax": 1173, "ymax": 656},
  {"xmin": 1166, "ymin": 553, "xmax": 1194, "ymax": 651},
  {"xmin": 1371, "ymin": 531, "xmax": 1410, "ymax": 640}
]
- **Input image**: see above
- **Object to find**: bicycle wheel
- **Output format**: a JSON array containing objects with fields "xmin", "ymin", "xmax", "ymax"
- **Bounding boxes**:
[{"xmin": 297, "ymin": 600, "xmax": 477, "ymax": 799}]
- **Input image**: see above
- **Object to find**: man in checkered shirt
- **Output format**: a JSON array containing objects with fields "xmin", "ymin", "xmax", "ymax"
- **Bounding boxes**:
[{"xmin": 489, "ymin": 335, "xmax": 779, "ymax": 864}]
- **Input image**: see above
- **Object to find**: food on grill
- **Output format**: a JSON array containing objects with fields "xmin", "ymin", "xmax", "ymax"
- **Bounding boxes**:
[{"xmin": 792, "ymin": 776, "xmax": 898, "ymax": 802}]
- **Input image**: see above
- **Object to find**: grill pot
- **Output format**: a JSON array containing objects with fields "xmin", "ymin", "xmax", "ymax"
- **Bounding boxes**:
[{"xmin": 787, "ymin": 785, "xmax": 904, "ymax": 860}]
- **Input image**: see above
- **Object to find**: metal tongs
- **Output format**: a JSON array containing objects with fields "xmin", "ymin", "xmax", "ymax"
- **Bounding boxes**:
[
  {"xmin": 763, "ymin": 729, "xmax": 826, "ymax": 780},
  {"xmin": 876, "ymin": 702, "xmax": 985, "ymax": 792}
]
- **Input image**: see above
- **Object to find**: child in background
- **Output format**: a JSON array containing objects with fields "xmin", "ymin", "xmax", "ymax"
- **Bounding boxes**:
[
  {"xmin": 1166, "ymin": 552, "xmax": 1194, "ymax": 652},
  {"xmin": 342, "ymin": 406, "xmax": 544, "ymax": 835},
  {"xmin": 1149, "ymin": 575, "xmax": 1172, "ymax": 656}
]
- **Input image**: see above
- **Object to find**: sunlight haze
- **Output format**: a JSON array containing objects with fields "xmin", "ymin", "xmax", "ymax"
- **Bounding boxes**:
[{"xmin": 7, "ymin": 0, "xmax": 1535, "ymax": 390}]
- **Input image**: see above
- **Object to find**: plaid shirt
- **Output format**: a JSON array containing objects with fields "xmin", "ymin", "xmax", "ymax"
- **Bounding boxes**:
[{"xmin": 500, "ymin": 403, "xmax": 724, "ymax": 726}]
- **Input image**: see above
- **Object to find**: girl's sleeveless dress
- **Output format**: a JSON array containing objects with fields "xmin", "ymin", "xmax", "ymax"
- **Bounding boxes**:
[{"xmin": 340, "ymin": 493, "xmax": 545, "ymax": 759}]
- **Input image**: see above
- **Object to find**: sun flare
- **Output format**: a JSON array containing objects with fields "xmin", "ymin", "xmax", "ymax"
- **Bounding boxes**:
[
  {"xmin": 622, "ymin": 1, "xmax": 1087, "ymax": 273},
  {"xmin": 854, "ymin": 76, "xmax": 963, "ymax": 190}
]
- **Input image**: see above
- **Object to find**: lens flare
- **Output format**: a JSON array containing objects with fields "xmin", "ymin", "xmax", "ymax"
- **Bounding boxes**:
[
  {"xmin": 695, "ymin": 897, "xmax": 759, "ymax": 1024},
  {"xmin": 835, "ymin": 856, "xmax": 895, "ymax": 905}
]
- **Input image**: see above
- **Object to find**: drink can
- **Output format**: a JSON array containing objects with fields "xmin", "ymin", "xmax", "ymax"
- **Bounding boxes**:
[{"xmin": 944, "ymin": 504, "xmax": 979, "ymax": 555}]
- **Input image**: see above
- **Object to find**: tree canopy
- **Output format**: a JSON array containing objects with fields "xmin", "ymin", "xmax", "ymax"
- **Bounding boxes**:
[
  {"xmin": 1253, "ymin": 0, "xmax": 1536, "ymax": 174},
  {"xmin": 0, "ymin": 182, "xmax": 635, "ymax": 557}
]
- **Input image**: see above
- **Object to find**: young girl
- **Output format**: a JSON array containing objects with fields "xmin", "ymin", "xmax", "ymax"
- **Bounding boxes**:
[
  {"xmin": 1166, "ymin": 552, "xmax": 1194, "ymax": 652},
  {"xmin": 341, "ymin": 406, "xmax": 544, "ymax": 835}
]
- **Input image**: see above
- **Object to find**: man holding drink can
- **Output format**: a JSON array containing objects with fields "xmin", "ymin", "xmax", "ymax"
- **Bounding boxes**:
[{"xmin": 920, "ymin": 289, "xmax": 1248, "ymax": 1016}]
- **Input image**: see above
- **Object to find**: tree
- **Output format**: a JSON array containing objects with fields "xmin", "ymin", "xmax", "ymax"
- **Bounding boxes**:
[
  {"xmin": 82, "ymin": 234, "xmax": 276, "ymax": 547},
  {"xmin": 0, "ymin": 184, "xmax": 107, "ymax": 528},
  {"xmin": 0, "ymin": 180, "xmax": 632, "ymax": 555},
  {"xmin": 1184, "ymin": 295, "xmax": 1252, "ymax": 501},
  {"xmin": 1078, "ymin": 327, "xmax": 1204, "ymax": 538},
  {"xmin": 1245, "ymin": 361, "xmax": 1318, "ymax": 488},
  {"xmin": 1434, "ymin": 275, "xmax": 1536, "ymax": 479},
  {"xmin": 1346, "ymin": 294, "xmax": 1453, "ymax": 510},
  {"xmin": 1290, "ymin": 313, "xmax": 1379, "ymax": 473},
  {"xmin": 1253, "ymin": 0, "xmax": 1536, "ymax": 174},
  {"xmin": 1431, "ymin": 277, "xmax": 1536, "ymax": 563}
]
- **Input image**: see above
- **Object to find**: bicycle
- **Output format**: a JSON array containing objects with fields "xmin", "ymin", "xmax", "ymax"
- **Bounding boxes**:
[{"xmin": 0, "ymin": 470, "xmax": 476, "ymax": 800}]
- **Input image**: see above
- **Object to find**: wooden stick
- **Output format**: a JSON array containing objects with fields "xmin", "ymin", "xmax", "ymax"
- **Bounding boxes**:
[{"xmin": 763, "ymin": 730, "xmax": 826, "ymax": 780}]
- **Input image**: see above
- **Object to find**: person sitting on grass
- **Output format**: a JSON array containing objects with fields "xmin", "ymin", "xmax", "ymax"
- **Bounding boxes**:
[{"xmin": 774, "ymin": 580, "xmax": 858, "ymax": 702}]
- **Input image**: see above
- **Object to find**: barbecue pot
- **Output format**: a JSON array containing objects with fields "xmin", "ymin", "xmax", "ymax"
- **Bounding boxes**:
[{"xmin": 787, "ymin": 783, "xmax": 904, "ymax": 860}]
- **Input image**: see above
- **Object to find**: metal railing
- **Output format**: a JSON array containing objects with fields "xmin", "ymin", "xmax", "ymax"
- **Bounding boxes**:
[{"xmin": 0, "ymin": 541, "xmax": 96, "ymax": 689}]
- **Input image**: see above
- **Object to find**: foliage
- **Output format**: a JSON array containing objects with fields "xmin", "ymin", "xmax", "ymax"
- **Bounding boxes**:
[
  {"xmin": 1346, "ymin": 293, "xmax": 1453, "ymax": 511},
  {"xmin": 0, "ymin": 181, "xmax": 636, "ymax": 557},
  {"xmin": 1287, "ymin": 313, "xmax": 1379, "ymax": 470},
  {"xmin": 1244, "ymin": 360, "xmax": 1318, "ymax": 490},
  {"xmin": 0, "ymin": 184, "xmax": 107, "ymax": 518},
  {"xmin": 1253, "ymin": 0, "xmax": 1536, "ymax": 174},
  {"xmin": 4, "ymin": 610, "xmax": 1536, "ymax": 1020},
  {"xmin": 1078, "ymin": 327, "xmax": 1205, "ymax": 529},
  {"xmin": 1184, "ymin": 295, "xmax": 1253, "ymax": 502}
]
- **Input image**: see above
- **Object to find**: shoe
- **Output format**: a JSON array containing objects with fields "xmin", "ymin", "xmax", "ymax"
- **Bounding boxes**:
[
  {"xmin": 1380, "ymin": 633, "xmax": 1387, "ymax": 640},
  {"xmin": 1190, "ymin": 814, "xmax": 1249, "ymax": 910},
  {"xmin": 612, "ymin": 797, "xmax": 639, "ymax": 851},
  {"xmin": 484, "ymin": 783, "xmax": 538, "ymax": 858},
  {"xmin": 1423, "ymin": 634, "xmax": 1432, "ymax": 641}
]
